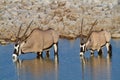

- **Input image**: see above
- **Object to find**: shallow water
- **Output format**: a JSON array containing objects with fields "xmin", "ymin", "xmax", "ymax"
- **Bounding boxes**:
[{"xmin": 0, "ymin": 38, "xmax": 120, "ymax": 80}]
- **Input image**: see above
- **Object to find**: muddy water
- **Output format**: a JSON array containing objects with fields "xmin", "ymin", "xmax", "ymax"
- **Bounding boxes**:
[{"xmin": 0, "ymin": 38, "xmax": 120, "ymax": 80}]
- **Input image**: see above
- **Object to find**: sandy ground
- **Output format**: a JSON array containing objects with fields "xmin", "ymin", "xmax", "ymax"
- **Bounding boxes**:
[{"xmin": 0, "ymin": 0, "xmax": 120, "ymax": 44}]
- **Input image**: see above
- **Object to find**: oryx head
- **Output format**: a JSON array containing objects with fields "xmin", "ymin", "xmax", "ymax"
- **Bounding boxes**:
[
  {"xmin": 12, "ymin": 20, "xmax": 33, "ymax": 61},
  {"xmin": 80, "ymin": 19, "xmax": 97, "ymax": 56},
  {"xmin": 13, "ymin": 40, "xmax": 26, "ymax": 60},
  {"xmin": 80, "ymin": 41, "xmax": 86, "ymax": 56}
]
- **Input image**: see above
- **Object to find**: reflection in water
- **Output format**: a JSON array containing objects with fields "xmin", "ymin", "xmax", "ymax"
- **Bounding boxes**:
[
  {"xmin": 14, "ymin": 56, "xmax": 59, "ymax": 80},
  {"xmin": 80, "ymin": 54, "xmax": 111, "ymax": 80}
]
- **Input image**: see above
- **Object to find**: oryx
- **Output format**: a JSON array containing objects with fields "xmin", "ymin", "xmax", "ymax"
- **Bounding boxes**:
[
  {"xmin": 12, "ymin": 21, "xmax": 59, "ymax": 61},
  {"xmin": 80, "ymin": 19, "xmax": 112, "ymax": 56}
]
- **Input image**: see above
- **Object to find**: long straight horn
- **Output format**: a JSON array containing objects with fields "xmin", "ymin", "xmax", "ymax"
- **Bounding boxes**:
[
  {"xmin": 88, "ymin": 19, "xmax": 97, "ymax": 34},
  {"xmin": 86, "ymin": 19, "xmax": 98, "ymax": 41},
  {"xmin": 14, "ymin": 23, "xmax": 22, "ymax": 41},
  {"xmin": 80, "ymin": 18, "xmax": 84, "ymax": 37},
  {"xmin": 80, "ymin": 18, "xmax": 84, "ymax": 43},
  {"xmin": 17, "ymin": 24, "xmax": 22, "ymax": 39},
  {"xmin": 22, "ymin": 20, "xmax": 33, "ymax": 38}
]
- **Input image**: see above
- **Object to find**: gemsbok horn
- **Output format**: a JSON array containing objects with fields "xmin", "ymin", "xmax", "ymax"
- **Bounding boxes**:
[
  {"xmin": 12, "ymin": 21, "xmax": 59, "ymax": 62},
  {"xmin": 80, "ymin": 19, "xmax": 112, "ymax": 56}
]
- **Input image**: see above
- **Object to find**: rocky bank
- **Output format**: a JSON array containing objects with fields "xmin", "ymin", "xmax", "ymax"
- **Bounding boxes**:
[{"xmin": 0, "ymin": 0, "xmax": 120, "ymax": 44}]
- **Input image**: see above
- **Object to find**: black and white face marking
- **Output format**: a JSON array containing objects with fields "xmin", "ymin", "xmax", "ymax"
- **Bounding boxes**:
[
  {"xmin": 12, "ymin": 43, "xmax": 20, "ymax": 62},
  {"xmin": 14, "ymin": 43, "xmax": 20, "ymax": 54},
  {"xmin": 12, "ymin": 41, "xmax": 26, "ymax": 62},
  {"xmin": 80, "ymin": 43, "xmax": 86, "ymax": 56}
]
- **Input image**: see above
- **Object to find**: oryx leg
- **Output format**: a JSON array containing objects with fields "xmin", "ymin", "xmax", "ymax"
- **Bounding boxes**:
[
  {"xmin": 106, "ymin": 42, "xmax": 112, "ymax": 57},
  {"xmin": 53, "ymin": 43, "xmax": 58, "ymax": 56},
  {"xmin": 109, "ymin": 44, "xmax": 112, "ymax": 55},
  {"xmin": 46, "ymin": 50, "xmax": 50, "ymax": 58},
  {"xmin": 90, "ymin": 50, "xmax": 94, "ymax": 56},
  {"xmin": 37, "ymin": 52, "xmax": 43, "ymax": 58},
  {"xmin": 106, "ymin": 42, "xmax": 112, "ymax": 54},
  {"xmin": 98, "ymin": 48, "xmax": 102, "ymax": 56}
]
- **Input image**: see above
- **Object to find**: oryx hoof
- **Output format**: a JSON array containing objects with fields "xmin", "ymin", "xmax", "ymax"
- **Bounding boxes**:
[
  {"xmin": 37, "ymin": 55, "xmax": 43, "ymax": 59},
  {"xmin": 90, "ymin": 53, "xmax": 94, "ymax": 56},
  {"xmin": 37, "ymin": 55, "xmax": 42, "ymax": 59},
  {"xmin": 108, "ymin": 51, "xmax": 112, "ymax": 57},
  {"xmin": 108, "ymin": 50, "xmax": 112, "ymax": 54}
]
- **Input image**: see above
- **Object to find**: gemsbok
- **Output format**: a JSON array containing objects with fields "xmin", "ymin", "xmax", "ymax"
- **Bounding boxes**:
[
  {"xmin": 12, "ymin": 21, "xmax": 59, "ymax": 62},
  {"xmin": 80, "ymin": 19, "xmax": 112, "ymax": 56}
]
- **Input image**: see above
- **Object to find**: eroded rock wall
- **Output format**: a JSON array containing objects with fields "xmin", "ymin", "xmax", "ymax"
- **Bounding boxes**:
[{"xmin": 0, "ymin": 0, "xmax": 120, "ymax": 43}]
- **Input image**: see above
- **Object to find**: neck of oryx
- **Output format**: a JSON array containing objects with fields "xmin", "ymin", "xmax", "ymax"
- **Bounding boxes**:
[
  {"xmin": 85, "ymin": 40, "xmax": 89, "ymax": 48},
  {"xmin": 18, "ymin": 44, "xmax": 21, "ymax": 56}
]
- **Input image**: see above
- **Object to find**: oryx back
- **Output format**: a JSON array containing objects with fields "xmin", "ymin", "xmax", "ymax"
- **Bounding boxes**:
[
  {"xmin": 21, "ymin": 28, "xmax": 59, "ymax": 53},
  {"xmin": 50, "ymin": 29, "xmax": 59, "ymax": 44},
  {"xmin": 104, "ymin": 31, "xmax": 111, "ymax": 42}
]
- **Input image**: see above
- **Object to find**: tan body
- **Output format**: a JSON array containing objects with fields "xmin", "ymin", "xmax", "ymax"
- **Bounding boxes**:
[
  {"xmin": 21, "ymin": 28, "xmax": 59, "ymax": 53},
  {"xmin": 80, "ymin": 30, "xmax": 112, "ymax": 56},
  {"xmin": 86, "ymin": 30, "xmax": 111, "ymax": 51},
  {"xmin": 80, "ymin": 19, "xmax": 112, "ymax": 56},
  {"xmin": 13, "ymin": 28, "xmax": 59, "ymax": 61}
]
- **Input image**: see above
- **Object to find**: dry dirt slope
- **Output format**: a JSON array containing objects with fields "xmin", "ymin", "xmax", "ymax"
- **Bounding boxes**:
[{"xmin": 0, "ymin": 0, "xmax": 120, "ymax": 44}]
